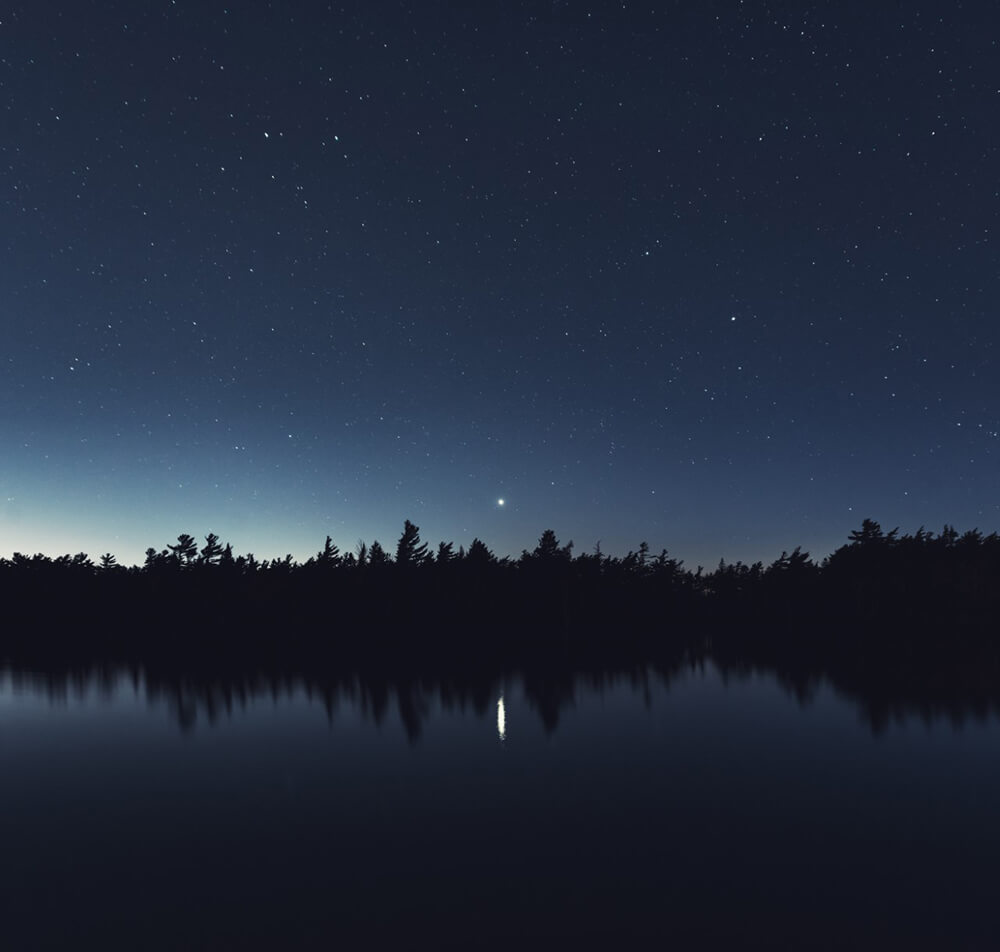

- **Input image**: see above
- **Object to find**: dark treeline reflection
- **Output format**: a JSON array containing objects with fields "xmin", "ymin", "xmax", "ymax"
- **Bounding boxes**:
[
  {"xmin": 6, "ymin": 636, "xmax": 1000, "ymax": 738},
  {"xmin": 0, "ymin": 655, "xmax": 689, "ymax": 740}
]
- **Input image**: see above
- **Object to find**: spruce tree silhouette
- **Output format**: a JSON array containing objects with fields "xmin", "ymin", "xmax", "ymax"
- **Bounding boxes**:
[
  {"xmin": 395, "ymin": 520, "xmax": 428, "ymax": 566},
  {"xmin": 527, "ymin": 529, "xmax": 570, "ymax": 562},
  {"xmin": 316, "ymin": 535, "xmax": 341, "ymax": 566},
  {"xmin": 466, "ymin": 538, "xmax": 496, "ymax": 565},
  {"xmin": 848, "ymin": 518, "xmax": 898, "ymax": 546},
  {"xmin": 168, "ymin": 534, "xmax": 198, "ymax": 567},
  {"xmin": 199, "ymin": 533, "xmax": 224, "ymax": 565}
]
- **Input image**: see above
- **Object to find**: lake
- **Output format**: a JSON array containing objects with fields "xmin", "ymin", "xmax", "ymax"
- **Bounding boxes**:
[{"xmin": 2, "ymin": 658, "xmax": 997, "ymax": 949}]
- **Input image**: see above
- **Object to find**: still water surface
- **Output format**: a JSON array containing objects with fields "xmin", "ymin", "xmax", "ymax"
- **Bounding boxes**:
[{"xmin": 2, "ymin": 662, "xmax": 998, "ymax": 949}]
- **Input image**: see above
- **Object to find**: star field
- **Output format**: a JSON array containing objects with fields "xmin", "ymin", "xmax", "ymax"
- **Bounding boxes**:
[{"xmin": 2, "ymin": 0, "xmax": 998, "ymax": 567}]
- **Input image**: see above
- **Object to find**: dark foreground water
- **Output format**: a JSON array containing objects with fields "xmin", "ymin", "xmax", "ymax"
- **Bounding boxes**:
[{"xmin": 2, "ymin": 660, "xmax": 998, "ymax": 950}]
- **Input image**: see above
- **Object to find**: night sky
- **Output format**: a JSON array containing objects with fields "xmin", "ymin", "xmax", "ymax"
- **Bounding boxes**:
[{"xmin": 3, "ymin": 1, "xmax": 997, "ymax": 568}]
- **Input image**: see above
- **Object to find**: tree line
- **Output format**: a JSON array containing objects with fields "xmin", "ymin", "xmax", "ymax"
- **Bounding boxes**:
[{"xmin": 1, "ymin": 518, "xmax": 997, "ymax": 663}]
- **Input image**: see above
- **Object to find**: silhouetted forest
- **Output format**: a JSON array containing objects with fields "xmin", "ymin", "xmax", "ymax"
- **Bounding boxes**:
[
  {"xmin": 2, "ymin": 517, "xmax": 999, "ymax": 691},
  {"xmin": 2, "ymin": 519, "xmax": 999, "ymax": 662}
]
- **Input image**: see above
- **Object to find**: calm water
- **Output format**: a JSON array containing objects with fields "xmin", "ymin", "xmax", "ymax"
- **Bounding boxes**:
[{"xmin": 2, "ymin": 661, "xmax": 998, "ymax": 950}]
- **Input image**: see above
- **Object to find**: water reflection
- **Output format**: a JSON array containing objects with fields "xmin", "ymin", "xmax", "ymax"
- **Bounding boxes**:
[
  {"xmin": 5, "ymin": 645, "xmax": 1000, "ymax": 739},
  {"xmin": 5, "ymin": 645, "xmax": 1000, "ymax": 950}
]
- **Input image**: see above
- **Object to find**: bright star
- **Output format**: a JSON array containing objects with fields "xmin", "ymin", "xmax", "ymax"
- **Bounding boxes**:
[{"xmin": 497, "ymin": 498, "xmax": 505, "ymax": 507}]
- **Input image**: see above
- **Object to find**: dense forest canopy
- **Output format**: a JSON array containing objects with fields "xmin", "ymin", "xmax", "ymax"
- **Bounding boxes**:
[{"xmin": 2, "ymin": 519, "xmax": 998, "ymax": 638}]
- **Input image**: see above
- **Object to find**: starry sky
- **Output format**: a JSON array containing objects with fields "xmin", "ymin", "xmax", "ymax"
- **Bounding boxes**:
[{"xmin": 2, "ymin": 0, "xmax": 998, "ymax": 568}]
